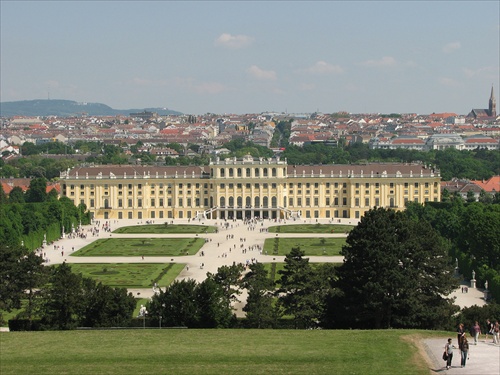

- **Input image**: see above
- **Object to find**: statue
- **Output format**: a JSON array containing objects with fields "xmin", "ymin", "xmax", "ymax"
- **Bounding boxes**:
[
  {"xmin": 472, "ymin": 270, "xmax": 476, "ymax": 280},
  {"xmin": 139, "ymin": 304, "xmax": 147, "ymax": 317},
  {"xmin": 485, "ymin": 280, "xmax": 488, "ymax": 290}
]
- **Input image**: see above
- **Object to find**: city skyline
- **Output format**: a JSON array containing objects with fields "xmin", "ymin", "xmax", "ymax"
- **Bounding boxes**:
[{"xmin": 1, "ymin": 1, "xmax": 499, "ymax": 115}]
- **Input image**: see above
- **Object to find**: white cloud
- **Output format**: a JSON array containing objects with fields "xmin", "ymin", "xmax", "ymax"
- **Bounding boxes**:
[
  {"xmin": 462, "ymin": 66, "xmax": 498, "ymax": 78},
  {"xmin": 359, "ymin": 56, "xmax": 397, "ymax": 67},
  {"xmin": 246, "ymin": 65, "xmax": 277, "ymax": 80},
  {"xmin": 443, "ymin": 41, "xmax": 461, "ymax": 53},
  {"xmin": 305, "ymin": 61, "xmax": 343, "ymax": 74},
  {"xmin": 214, "ymin": 33, "xmax": 254, "ymax": 49},
  {"xmin": 438, "ymin": 77, "xmax": 460, "ymax": 87}
]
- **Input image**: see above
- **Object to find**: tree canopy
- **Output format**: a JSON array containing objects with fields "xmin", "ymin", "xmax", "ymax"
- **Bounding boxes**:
[{"xmin": 330, "ymin": 207, "xmax": 457, "ymax": 329}]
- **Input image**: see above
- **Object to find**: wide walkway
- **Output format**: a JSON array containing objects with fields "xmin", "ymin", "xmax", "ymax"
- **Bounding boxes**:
[{"xmin": 423, "ymin": 338, "xmax": 499, "ymax": 374}]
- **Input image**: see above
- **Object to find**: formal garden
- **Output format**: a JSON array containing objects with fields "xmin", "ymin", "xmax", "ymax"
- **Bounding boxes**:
[
  {"xmin": 263, "ymin": 237, "xmax": 345, "ymax": 256},
  {"xmin": 72, "ymin": 238, "xmax": 205, "ymax": 257},
  {"xmin": 113, "ymin": 224, "xmax": 217, "ymax": 234},
  {"xmin": 268, "ymin": 223, "xmax": 354, "ymax": 233},
  {"xmin": 68, "ymin": 263, "xmax": 185, "ymax": 288}
]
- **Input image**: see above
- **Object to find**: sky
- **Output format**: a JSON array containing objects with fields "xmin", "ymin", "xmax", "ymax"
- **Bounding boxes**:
[{"xmin": 1, "ymin": 1, "xmax": 499, "ymax": 115}]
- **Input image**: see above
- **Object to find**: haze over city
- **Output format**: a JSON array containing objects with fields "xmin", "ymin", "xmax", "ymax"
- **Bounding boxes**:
[{"xmin": 1, "ymin": 1, "xmax": 498, "ymax": 115}]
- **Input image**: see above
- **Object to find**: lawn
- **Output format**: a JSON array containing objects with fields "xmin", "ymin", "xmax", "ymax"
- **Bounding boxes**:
[
  {"xmin": 72, "ymin": 238, "xmax": 205, "ymax": 257},
  {"xmin": 263, "ymin": 237, "xmax": 345, "ymax": 256},
  {"xmin": 268, "ymin": 223, "xmax": 354, "ymax": 234},
  {"xmin": 68, "ymin": 263, "xmax": 185, "ymax": 288},
  {"xmin": 0, "ymin": 329, "xmax": 442, "ymax": 374},
  {"xmin": 113, "ymin": 224, "xmax": 217, "ymax": 234}
]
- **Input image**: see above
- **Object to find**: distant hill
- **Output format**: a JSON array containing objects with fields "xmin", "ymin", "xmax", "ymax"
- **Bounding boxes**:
[{"xmin": 0, "ymin": 99, "xmax": 183, "ymax": 117}]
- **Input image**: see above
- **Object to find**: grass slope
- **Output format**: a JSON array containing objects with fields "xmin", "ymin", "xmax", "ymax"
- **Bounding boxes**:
[{"xmin": 0, "ymin": 329, "xmax": 441, "ymax": 375}]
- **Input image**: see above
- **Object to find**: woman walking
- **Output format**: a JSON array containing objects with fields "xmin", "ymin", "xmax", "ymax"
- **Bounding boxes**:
[
  {"xmin": 457, "ymin": 323, "xmax": 465, "ymax": 349},
  {"xmin": 460, "ymin": 335, "xmax": 469, "ymax": 368},
  {"xmin": 473, "ymin": 321, "xmax": 481, "ymax": 345},
  {"xmin": 445, "ymin": 338, "xmax": 454, "ymax": 370}
]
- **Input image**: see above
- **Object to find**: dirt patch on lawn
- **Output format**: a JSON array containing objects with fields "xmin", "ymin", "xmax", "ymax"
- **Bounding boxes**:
[{"xmin": 401, "ymin": 334, "xmax": 435, "ymax": 375}]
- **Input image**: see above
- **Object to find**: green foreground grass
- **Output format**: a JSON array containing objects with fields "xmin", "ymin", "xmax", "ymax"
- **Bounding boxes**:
[
  {"xmin": 68, "ymin": 263, "xmax": 185, "ymax": 288},
  {"xmin": 113, "ymin": 224, "xmax": 216, "ymax": 234},
  {"xmin": 0, "ymin": 329, "xmax": 443, "ymax": 375},
  {"xmin": 263, "ymin": 237, "xmax": 345, "ymax": 255},
  {"xmin": 73, "ymin": 238, "xmax": 205, "ymax": 257},
  {"xmin": 268, "ymin": 223, "xmax": 354, "ymax": 233}
]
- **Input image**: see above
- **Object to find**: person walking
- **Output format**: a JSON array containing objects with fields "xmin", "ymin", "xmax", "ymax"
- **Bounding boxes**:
[
  {"xmin": 473, "ymin": 321, "xmax": 481, "ymax": 345},
  {"xmin": 457, "ymin": 323, "xmax": 465, "ymax": 349},
  {"xmin": 445, "ymin": 338, "xmax": 454, "ymax": 370},
  {"xmin": 460, "ymin": 335, "xmax": 469, "ymax": 368},
  {"xmin": 485, "ymin": 319, "xmax": 493, "ymax": 342},
  {"xmin": 494, "ymin": 320, "xmax": 500, "ymax": 345}
]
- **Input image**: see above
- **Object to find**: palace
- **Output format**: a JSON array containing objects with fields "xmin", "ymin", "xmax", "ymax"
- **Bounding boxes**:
[{"xmin": 60, "ymin": 156, "xmax": 441, "ymax": 220}]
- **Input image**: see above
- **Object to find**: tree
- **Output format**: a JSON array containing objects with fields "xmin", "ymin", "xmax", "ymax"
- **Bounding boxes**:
[
  {"xmin": 441, "ymin": 188, "xmax": 450, "ymax": 203},
  {"xmin": 333, "ymin": 208, "xmax": 457, "ymax": 329},
  {"xmin": 17, "ymin": 251, "xmax": 48, "ymax": 323},
  {"xmin": 195, "ymin": 278, "xmax": 235, "ymax": 328},
  {"xmin": 148, "ymin": 279, "xmax": 199, "ymax": 327},
  {"xmin": 0, "ymin": 184, "xmax": 7, "ymax": 205},
  {"xmin": 40, "ymin": 263, "xmax": 84, "ymax": 330},
  {"xmin": 79, "ymin": 278, "xmax": 135, "ymax": 327},
  {"xmin": 25, "ymin": 177, "xmax": 47, "ymax": 203},
  {"xmin": 8, "ymin": 186, "xmax": 25, "ymax": 203},
  {"xmin": 277, "ymin": 247, "xmax": 325, "ymax": 328},
  {"xmin": 0, "ymin": 244, "xmax": 46, "ymax": 325},
  {"xmin": 207, "ymin": 264, "xmax": 245, "ymax": 304},
  {"xmin": 47, "ymin": 188, "xmax": 59, "ymax": 201},
  {"xmin": 466, "ymin": 191, "xmax": 476, "ymax": 203},
  {"xmin": 242, "ymin": 263, "xmax": 278, "ymax": 328},
  {"xmin": 459, "ymin": 204, "xmax": 500, "ymax": 268}
]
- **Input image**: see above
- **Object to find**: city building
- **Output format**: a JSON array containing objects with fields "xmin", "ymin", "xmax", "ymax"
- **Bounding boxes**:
[
  {"xmin": 60, "ymin": 156, "xmax": 441, "ymax": 220},
  {"xmin": 468, "ymin": 86, "xmax": 497, "ymax": 119}
]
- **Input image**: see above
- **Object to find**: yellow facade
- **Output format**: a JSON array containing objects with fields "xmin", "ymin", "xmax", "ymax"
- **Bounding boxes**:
[{"xmin": 60, "ymin": 156, "xmax": 441, "ymax": 220}]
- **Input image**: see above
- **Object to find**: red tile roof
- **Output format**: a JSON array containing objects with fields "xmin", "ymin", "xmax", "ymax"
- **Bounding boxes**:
[{"xmin": 471, "ymin": 176, "xmax": 500, "ymax": 193}]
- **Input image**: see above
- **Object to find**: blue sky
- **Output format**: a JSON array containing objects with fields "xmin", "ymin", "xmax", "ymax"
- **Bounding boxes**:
[{"xmin": 1, "ymin": 1, "xmax": 498, "ymax": 115}]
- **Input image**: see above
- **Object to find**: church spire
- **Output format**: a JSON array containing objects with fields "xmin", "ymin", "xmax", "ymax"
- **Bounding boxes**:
[{"xmin": 489, "ymin": 85, "xmax": 496, "ymax": 117}]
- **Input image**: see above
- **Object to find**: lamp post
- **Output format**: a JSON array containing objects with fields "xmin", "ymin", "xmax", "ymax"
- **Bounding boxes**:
[{"xmin": 139, "ymin": 304, "xmax": 147, "ymax": 329}]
